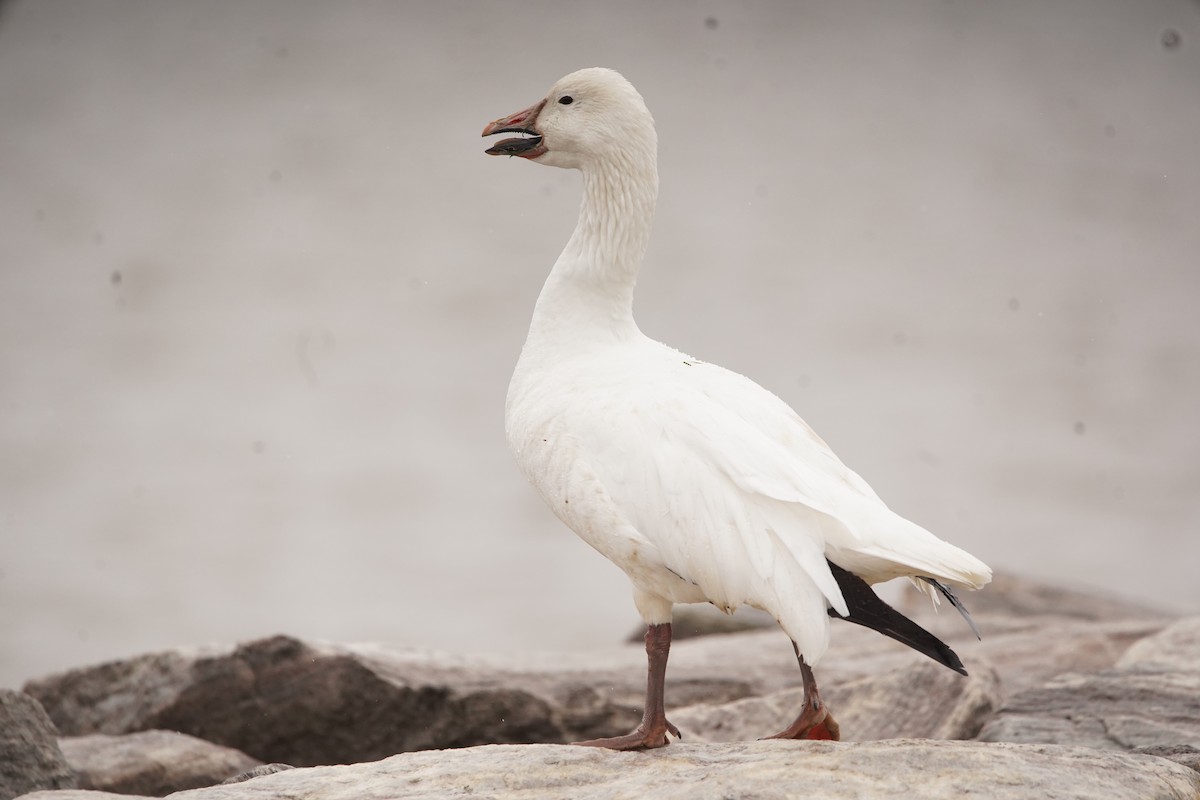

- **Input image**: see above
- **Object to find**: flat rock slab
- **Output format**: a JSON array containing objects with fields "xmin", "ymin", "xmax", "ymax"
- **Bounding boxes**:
[
  {"xmin": 60, "ymin": 730, "xmax": 260, "ymax": 796},
  {"xmin": 15, "ymin": 741, "xmax": 1200, "ymax": 800}
]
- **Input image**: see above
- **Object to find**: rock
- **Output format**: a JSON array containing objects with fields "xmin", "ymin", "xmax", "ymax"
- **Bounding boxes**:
[
  {"xmin": 12, "ymin": 741, "xmax": 1200, "ymax": 800},
  {"xmin": 672, "ymin": 659, "xmax": 1002, "ymax": 743},
  {"xmin": 979, "ymin": 616, "xmax": 1200, "ymax": 753},
  {"xmin": 23, "ymin": 606, "xmax": 1170, "ymax": 769},
  {"xmin": 11, "ymin": 607, "xmax": 1195, "ymax": 799},
  {"xmin": 23, "ymin": 634, "xmax": 783, "ymax": 767},
  {"xmin": 885, "ymin": 597, "xmax": 1165, "ymax": 695},
  {"xmin": 978, "ymin": 669, "xmax": 1200, "ymax": 750},
  {"xmin": 20, "ymin": 646, "xmax": 225, "ymax": 736},
  {"xmin": 1117, "ymin": 616, "xmax": 1200, "ymax": 672},
  {"xmin": 965, "ymin": 618, "xmax": 1163, "ymax": 693},
  {"xmin": 788, "ymin": 611, "xmax": 1162, "ymax": 705},
  {"xmin": 1132, "ymin": 744, "xmax": 1200, "ymax": 773},
  {"xmin": 886, "ymin": 572, "xmax": 1171, "ymax": 695},
  {"xmin": 220, "ymin": 764, "xmax": 294, "ymax": 785},
  {"xmin": 750, "ymin": 577, "xmax": 1169, "ymax": 698},
  {"xmin": 59, "ymin": 730, "xmax": 260, "ymax": 796},
  {"xmin": 0, "ymin": 690, "xmax": 77, "ymax": 800}
]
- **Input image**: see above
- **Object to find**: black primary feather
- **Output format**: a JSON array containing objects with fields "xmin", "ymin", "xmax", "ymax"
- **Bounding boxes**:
[
  {"xmin": 918, "ymin": 576, "xmax": 982, "ymax": 640},
  {"xmin": 825, "ymin": 560, "xmax": 967, "ymax": 676}
]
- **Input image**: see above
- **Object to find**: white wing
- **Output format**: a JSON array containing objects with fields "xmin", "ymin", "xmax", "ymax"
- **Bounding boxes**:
[
  {"xmin": 551, "ymin": 343, "xmax": 990, "ymax": 661},
  {"xmin": 682, "ymin": 357, "xmax": 992, "ymax": 590}
]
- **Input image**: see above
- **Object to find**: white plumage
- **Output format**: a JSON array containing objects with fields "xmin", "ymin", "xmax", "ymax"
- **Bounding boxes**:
[{"xmin": 484, "ymin": 67, "xmax": 991, "ymax": 748}]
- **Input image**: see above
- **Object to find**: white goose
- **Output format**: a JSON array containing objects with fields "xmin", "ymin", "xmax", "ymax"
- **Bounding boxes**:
[{"xmin": 483, "ymin": 68, "xmax": 991, "ymax": 750}]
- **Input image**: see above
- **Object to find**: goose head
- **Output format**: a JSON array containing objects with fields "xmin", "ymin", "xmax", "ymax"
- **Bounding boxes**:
[{"xmin": 482, "ymin": 67, "xmax": 656, "ymax": 171}]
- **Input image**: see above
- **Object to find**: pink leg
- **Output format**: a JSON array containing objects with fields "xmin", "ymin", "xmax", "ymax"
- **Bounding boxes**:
[
  {"xmin": 762, "ymin": 643, "xmax": 841, "ymax": 741},
  {"xmin": 573, "ymin": 622, "xmax": 681, "ymax": 750}
]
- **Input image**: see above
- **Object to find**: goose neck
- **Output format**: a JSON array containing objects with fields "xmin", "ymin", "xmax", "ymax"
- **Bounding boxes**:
[{"xmin": 534, "ymin": 154, "xmax": 659, "ymax": 335}]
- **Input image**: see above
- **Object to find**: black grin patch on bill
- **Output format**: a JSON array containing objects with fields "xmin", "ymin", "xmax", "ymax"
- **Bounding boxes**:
[{"xmin": 485, "ymin": 135, "xmax": 544, "ymax": 156}]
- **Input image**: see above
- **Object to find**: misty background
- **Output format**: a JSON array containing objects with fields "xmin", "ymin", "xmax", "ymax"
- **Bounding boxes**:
[{"xmin": 1, "ymin": 0, "xmax": 1198, "ymax": 689}]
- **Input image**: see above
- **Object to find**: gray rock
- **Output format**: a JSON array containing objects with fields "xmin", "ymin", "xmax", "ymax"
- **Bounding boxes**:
[
  {"xmin": 979, "ymin": 615, "xmax": 1200, "ymax": 753},
  {"xmin": 778, "ymin": 578, "xmax": 1168, "ymax": 697},
  {"xmin": 939, "ymin": 616, "xmax": 1163, "ymax": 694},
  {"xmin": 1118, "ymin": 616, "xmax": 1200, "ymax": 672},
  {"xmin": 220, "ymin": 764, "xmax": 294, "ymax": 785},
  {"xmin": 978, "ymin": 669, "xmax": 1200, "ymax": 750},
  {"xmin": 673, "ymin": 658, "xmax": 1002, "ymax": 743},
  {"xmin": 1132, "ymin": 744, "xmax": 1200, "ymax": 773},
  {"xmin": 59, "ymin": 730, "xmax": 260, "ymax": 796},
  {"xmin": 19, "ymin": 628, "xmax": 962, "ymax": 762},
  {"xmin": 13, "ymin": 741, "xmax": 1200, "ymax": 800},
  {"xmin": 0, "ymin": 690, "xmax": 76, "ymax": 800},
  {"xmin": 23, "ymin": 634, "xmax": 778, "ymax": 767},
  {"xmin": 21, "ymin": 646, "xmax": 225, "ymax": 737},
  {"xmin": 666, "ymin": 604, "xmax": 1163, "ymax": 703},
  {"xmin": 22, "ymin": 605, "xmax": 1169, "ymax": 768},
  {"xmin": 824, "ymin": 657, "xmax": 1003, "ymax": 743}
]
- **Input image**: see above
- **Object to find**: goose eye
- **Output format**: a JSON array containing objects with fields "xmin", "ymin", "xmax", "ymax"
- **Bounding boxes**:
[{"xmin": 558, "ymin": 95, "xmax": 574, "ymax": 105}]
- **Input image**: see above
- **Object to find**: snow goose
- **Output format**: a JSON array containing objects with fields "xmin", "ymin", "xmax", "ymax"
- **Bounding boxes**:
[{"xmin": 482, "ymin": 67, "xmax": 991, "ymax": 750}]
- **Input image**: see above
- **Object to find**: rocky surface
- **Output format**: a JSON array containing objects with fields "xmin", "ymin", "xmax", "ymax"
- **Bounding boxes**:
[
  {"xmin": 1118, "ymin": 616, "xmax": 1200, "ymax": 671},
  {"xmin": 59, "ymin": 731, "xmax": 260, "ymax": 796},
  {"xmin": 219, "ymin": 764, "xmax": 294, "ymax": 786},
  {"xmin": 14, "ymin": 741, "xmax": 1200, "ymax": 800},
  {"xmin": 8, "ymin": 575, "xmax": 1199, "ymax": 799},
  {"xmin": 23, "ymin": 634, "xmax": 780, "ymax": 767},
  {"xmin": 673, "ymin": 658, "xmax": 1002, "ymax": 743},
  {"xmin": 978, "ymin": 669, "xmax": 1200, "ymax": 749},
  {"xmin": 1134, "ymin": 745, "xmax": 1200, "ymax": 773},
  {"xmin": 22, "ymin": 617, "xmax": 1135, "ymax": 766},
  {"xmin": 979, "ymin": 616, "xmax": 1200, "ymax": 766},
  {"xmin": 0, "ymin": 690, "xmax": 76, "ymax": 800}
]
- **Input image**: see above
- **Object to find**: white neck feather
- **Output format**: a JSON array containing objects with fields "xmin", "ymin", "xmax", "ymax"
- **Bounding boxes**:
[{"xmin": 527, "ymin": 148, "xmax": 659, "ymax": 343}]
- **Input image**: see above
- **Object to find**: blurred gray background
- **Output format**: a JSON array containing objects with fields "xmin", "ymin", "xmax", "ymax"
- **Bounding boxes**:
[{"xmin": 2, "ymin": 0, "xmax": 1198, "ymax": 689}]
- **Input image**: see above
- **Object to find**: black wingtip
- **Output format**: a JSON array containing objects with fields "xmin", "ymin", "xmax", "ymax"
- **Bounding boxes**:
[
  {"xmin": 826, "ymin": 561, "xmax": 970, "ymax": 676},
  {"xmin": 919, "ymin": 576, "xmax": 982, "ymax": 641}
]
